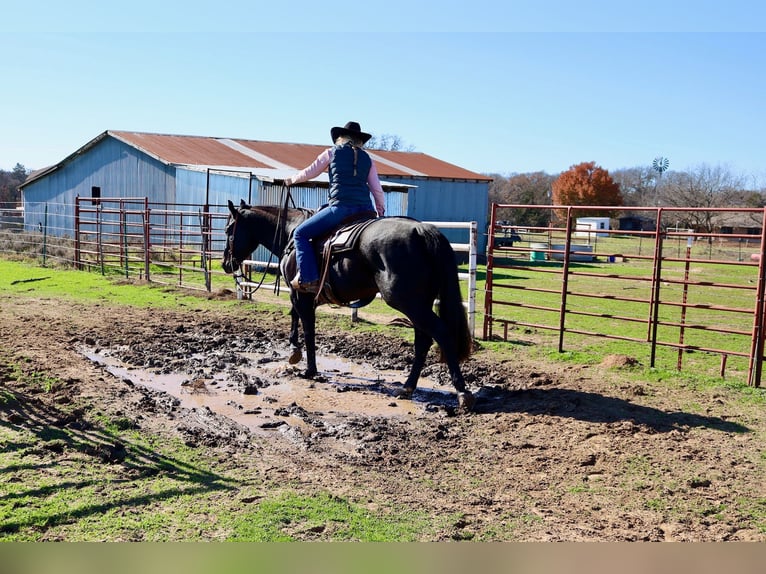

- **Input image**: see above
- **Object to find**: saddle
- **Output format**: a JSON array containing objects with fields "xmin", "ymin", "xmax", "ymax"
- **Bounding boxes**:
[{"xmin": 285, "ymin": 210, "xmax": 378, "ymax": 307}]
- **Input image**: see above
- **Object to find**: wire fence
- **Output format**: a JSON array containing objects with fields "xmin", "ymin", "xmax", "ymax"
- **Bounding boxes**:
[{"xmin": 1, "ymin": 199, "xmax": 229, "ymax": 291}]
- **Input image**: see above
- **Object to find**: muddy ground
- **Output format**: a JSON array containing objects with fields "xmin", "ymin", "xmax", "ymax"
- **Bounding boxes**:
[{"xmin": 1, "ymin": 290, "xmax": 765, "ymax": 541}]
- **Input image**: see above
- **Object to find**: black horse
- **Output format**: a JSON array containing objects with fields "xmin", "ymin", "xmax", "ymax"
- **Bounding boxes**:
[{"xmin": 221, "ymin": 200, "xmax": 475, "ymax": 411}]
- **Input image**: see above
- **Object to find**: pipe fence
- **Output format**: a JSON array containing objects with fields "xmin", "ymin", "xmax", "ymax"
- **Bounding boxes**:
[{"xmin": 483, "ymin": 204, "xmax": 766, "ymax": 387}]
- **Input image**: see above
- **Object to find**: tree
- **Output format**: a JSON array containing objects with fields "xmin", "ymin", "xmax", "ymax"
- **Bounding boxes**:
[
  {"xmin": 487, "ymin": 172, "xmax": 554, "ymax": 228},
  {"xmin": 551, "ymin": 161, "xmax": 622, "ymax": 217},
  {"xmin": 0, "ymin": 163, "xmax": 28, "ymax": 204},
  {"xmin": 366, "ymin": 134, "xmax": 415, "ymax": 152},
  {"xmin": 660, "ymin": 164, "xmax": 745, "ymax": 232},
  {"xmin": 611, "ymin": 166, "xmax": 656, "ymax": 207}
]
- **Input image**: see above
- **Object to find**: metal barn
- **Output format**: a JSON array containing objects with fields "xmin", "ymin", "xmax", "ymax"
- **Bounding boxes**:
[{"xmin": 20, "ymin": 130, "xmax": 491, "ymax": 255}]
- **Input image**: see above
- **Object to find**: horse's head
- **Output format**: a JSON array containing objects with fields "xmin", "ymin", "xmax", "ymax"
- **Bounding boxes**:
[{"xmin": 222, "ymin": 200, "xmax": 258, "ymax": 274}]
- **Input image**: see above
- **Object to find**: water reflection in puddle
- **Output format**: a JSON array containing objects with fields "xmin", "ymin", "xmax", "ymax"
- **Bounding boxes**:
[{"xmin": 81, "ymin": 345, "xmax": 453, "ymax": 434}]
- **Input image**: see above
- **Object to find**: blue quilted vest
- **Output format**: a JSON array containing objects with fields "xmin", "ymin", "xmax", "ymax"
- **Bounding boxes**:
[{"xmin": 327, "ymin": 143, "xmax": 373, "ymax": 208}]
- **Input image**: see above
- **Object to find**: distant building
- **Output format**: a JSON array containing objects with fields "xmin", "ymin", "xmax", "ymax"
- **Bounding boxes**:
[
  {"xmin": 618, "ymin": 215, "xmax": 656, "ymax": 232},
  {"xmin": 20, "ymin": 130, "xmax": 491, "ymax": 255},
  {"xmin": 575, "ymin": 217, "xmax": 611, "ymax": 238}
]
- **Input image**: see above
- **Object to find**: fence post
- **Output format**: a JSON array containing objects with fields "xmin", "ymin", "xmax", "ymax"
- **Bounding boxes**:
[
  {"xmin": 143, "ymin": 198, "xmax": 151, "ymax": 282},
  {"xmin": 557, "ymin": 207, "xmax": 574, "ymax": 353},
  {"xmin": 483, "ymin": 203, "xmax": 497, "ymax": 340},
  {"xmin": 74, "ymin": 196, "xmax": 81, "ymax": 269},
  {"xmin": 120, "ymin": 200, "xmax": 129, "ymax": 278},
  {"xmin": 468, "ymin": 220, "xmax": 478, "ymax": 338},
  {"xmin": 649, "ymin": 208, "xmax": 665, "ymax": 368},
  {"xmin": 42, "ymin": 203, "xmax": 48, "ymax": 266},
  {"xmin": 748, "ymin": 208, "xmax": 766, "ymax": 387},
  {"xmin": 97, "ymin": 202, "xmax": 104, "ymax": 275},
  {"xmin": 179, "ymin": 211, "xmax": 184, "ymax": 285},
  {"xmin": 198, "ymin": 208, "xmax": 211, "ymax": 292},
  {"xmin": 677, "ymin": 236, "xmax": 693, "ymax": 371}
]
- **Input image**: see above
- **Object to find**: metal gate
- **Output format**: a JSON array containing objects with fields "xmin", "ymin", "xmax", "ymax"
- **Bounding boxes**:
[
  {"xmin": 74, "ymin": 197, "xmax": 228, "ymax": 291},
  {"xmin": 483, "ymin": 204, "xmax": 766, "ymax": 387}
]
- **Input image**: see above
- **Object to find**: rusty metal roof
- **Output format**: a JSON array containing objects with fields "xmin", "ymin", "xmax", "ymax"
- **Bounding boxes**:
[{"xmin": 109, "ymin": 130, "xmax": 491, "ymax": 181}]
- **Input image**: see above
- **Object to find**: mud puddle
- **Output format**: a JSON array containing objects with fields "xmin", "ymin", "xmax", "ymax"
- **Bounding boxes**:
[{"xmin": 81, "ymin": 345, "xmax": 456, "ymax": 436}]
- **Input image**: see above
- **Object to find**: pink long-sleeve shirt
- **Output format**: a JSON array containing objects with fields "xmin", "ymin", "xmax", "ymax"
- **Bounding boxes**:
[{"xmin": 286, "ymin": 147, "xmax": 386, "ymax": 217}]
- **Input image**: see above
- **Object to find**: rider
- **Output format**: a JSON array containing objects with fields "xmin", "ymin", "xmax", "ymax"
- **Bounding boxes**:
[{"xmin": 284, "ymin": 121, "xmax": 386, "ymax": 294}]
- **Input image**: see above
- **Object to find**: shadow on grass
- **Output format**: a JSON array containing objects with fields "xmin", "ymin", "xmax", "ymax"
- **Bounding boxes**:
[{"xmin": 0, "ymin": 384, "xmax": 239, "ymax": 537}]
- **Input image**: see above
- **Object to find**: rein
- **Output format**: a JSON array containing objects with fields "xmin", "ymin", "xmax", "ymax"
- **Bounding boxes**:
[
  {"xmin": 233, "ymin": 185, "xmax": 296, "ymax": 297},
  {"xmin": 269, "ymin": 185, "xmax": 295, "ymax": 295}
]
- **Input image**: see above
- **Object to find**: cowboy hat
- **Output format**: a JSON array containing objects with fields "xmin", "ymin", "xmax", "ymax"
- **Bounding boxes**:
[{"xmin": 330, "ymin": 121, "xmax": 372, "ymax": 144}]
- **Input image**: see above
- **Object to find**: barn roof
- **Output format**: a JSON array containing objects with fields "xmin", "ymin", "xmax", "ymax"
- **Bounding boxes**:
[{"xmin": 22, "ymin": 130, "xmax": 492, "ymax": 188}]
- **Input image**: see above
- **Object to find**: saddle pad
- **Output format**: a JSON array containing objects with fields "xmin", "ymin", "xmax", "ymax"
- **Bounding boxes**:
[{"xmin": 325, "ymin": 217, "xmax": 378, "ymax": 254}]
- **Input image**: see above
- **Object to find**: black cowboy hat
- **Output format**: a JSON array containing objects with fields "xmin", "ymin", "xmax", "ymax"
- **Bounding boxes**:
[{"xmin": 330, "ymin": 121, "xmax": 372, "ymax": 144}]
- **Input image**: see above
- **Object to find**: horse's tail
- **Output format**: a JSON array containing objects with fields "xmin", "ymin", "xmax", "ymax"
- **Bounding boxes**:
[{"xmin": 420, "ymin": 224, "xmax": 473, "ymax": 363}]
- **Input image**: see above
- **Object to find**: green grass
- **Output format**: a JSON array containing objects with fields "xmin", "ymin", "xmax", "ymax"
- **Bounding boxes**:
[
  {"xmin": 0, "ymin": 258, "xmax": 233, "ymax": 310},
  {"xmin": 227, "ymin": 492, "xmax": 438, "ymax": 541}
]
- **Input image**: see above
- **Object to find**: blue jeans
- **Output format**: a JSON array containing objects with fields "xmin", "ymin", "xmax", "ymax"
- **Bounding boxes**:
[{"xmin": 293, "ymin": 203, "xmax": 373, "ymax": 283}]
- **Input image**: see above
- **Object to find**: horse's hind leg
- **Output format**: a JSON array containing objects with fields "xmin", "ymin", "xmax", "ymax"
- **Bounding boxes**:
[
  {"xmin": 397, "ymin": 306, "xmax": 474, "ymax": 411},
  {"xmin": 398, "ymin": 328, "xmax": 432, "ymax": 398}
]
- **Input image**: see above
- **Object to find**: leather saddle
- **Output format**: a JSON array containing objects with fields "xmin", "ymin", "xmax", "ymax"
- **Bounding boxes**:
[{"xmin": 284, "ymin": 210, "xmax": 378, "ymax": 306}]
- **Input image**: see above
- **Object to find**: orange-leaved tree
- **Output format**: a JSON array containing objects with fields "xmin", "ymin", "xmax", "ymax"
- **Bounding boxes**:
[{"xmin": 551, "ymin": 161, "xmax": 622, "ymax": 219}]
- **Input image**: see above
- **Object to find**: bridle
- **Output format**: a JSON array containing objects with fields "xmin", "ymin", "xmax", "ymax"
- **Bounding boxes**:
[
  {"xmin": 225, "ymin": 215, "xmax": 241, "ymax": 272},
  {"xmin": 226, "ymin": 185, "xmax": 297, "ymax": 295}
]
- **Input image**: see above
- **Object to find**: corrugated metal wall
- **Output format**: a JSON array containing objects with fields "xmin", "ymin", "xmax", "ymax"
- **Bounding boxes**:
[{"xmin": 23, "ymin": 138, "xmax": 175, "ymax": 236}]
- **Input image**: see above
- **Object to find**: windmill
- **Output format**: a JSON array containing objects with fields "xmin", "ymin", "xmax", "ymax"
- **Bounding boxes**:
[{"xmin": 652, "ymin": 156, "xmax": 669, "ymax": 206}]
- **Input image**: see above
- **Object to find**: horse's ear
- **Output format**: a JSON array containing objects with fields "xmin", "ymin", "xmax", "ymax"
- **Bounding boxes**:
[
  {"xmin": 228, "ymin": 200, "xmax": 238, "ymax": 218},
  {"xmin": 240, "ymin": 199, "xmax": 248, "ymax": 209}
]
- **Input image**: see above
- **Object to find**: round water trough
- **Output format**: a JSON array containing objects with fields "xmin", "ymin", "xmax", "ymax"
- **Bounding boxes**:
[{"xmin": 529, "ymin": 242, "xmax": 548, "ymax": 261}]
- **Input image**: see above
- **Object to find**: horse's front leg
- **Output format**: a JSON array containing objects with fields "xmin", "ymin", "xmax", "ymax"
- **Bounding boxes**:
[
  {"xmin": 287, "ymin": 304, "xmax": 302, "ymax": 365},
  {"xmin": 294, "ymin": 294, "xmax": 318, "ymax": 378}
]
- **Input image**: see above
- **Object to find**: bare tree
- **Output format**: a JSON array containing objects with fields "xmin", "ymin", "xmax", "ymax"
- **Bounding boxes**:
[
  {"xmin": 366, "ymin": 134, "xmax": 415, "ymax": 152},
  {"xmin": 487, "ymin": 173, "xmax": 513, "ymax": 205},
  {"xmin": 611, "ymin": 166, "xmax": 656, "ymax": 207},
  {"xmin": 660, "ymin": 164, "xmax": 744, "ymax": 232}
]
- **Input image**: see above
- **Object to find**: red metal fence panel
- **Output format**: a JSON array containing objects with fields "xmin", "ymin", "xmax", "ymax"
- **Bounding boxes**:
[{"xmin": 483, "ymin": 204, "xmax": 766, "ymax": 387}]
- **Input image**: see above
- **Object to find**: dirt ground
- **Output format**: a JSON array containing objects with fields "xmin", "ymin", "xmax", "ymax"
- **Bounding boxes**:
[{"xmin": 1, "ymin": 290, "xmax": 765, "ymax": 541}]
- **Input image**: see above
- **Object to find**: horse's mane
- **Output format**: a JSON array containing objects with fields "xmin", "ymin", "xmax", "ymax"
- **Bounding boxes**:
[
  {"xmin": 241, "ymin": 204, "xmax": 314, "ymax": 243},
  {"xmin": 241, "ymin": 204, "xmax": 314, "ymax": 222}
]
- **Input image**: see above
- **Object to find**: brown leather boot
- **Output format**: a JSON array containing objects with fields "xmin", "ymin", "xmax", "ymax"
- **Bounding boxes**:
[{"xmin": 290, "ymin": 275, "xmax": 319, "ymax": 294}]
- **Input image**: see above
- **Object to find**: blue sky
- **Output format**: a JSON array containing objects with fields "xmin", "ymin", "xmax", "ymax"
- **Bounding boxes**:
[{"xmin": 2, "ymin": 2, "xmax": 765, "ymax": 186}]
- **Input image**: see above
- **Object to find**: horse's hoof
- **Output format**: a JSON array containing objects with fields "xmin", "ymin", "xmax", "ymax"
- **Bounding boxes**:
[
  {"xmin": 457, "ymin": 392, "xmax": 475, "ymax": 413},
  {"xmin": 396, "ymin": 387, "xmax": 414, "ymax": 400},
  {"xmin": 288, "ymin": 349, "xmax": 302, "ymax": 365},
  {"xmin": 303, "ymin": 369, "xmax": 317, "ymax": 379}
]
